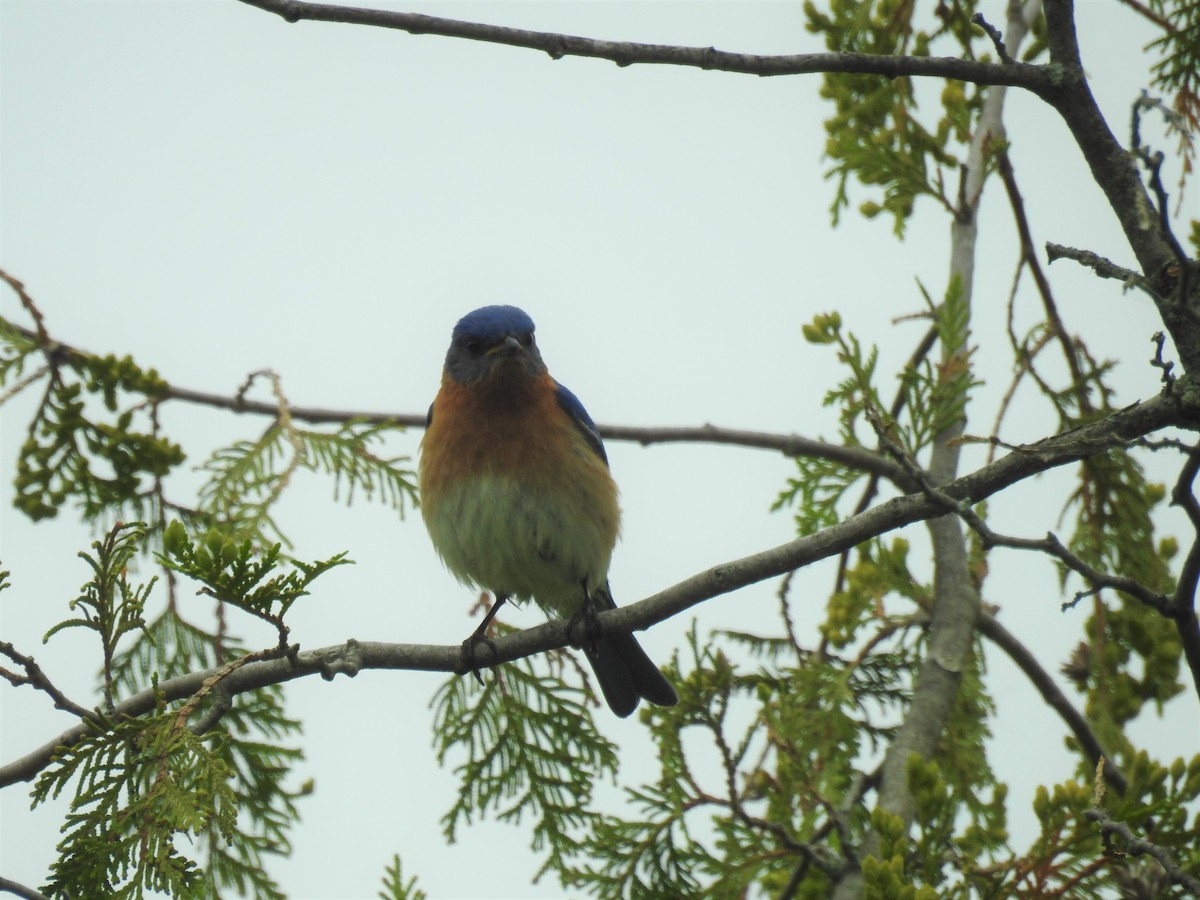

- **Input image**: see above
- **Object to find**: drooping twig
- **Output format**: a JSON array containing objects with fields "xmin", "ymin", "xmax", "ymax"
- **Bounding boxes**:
[
  {"xmin": 867, "ymin": 407, "xmax": 1176, "ymax": 617},
  {"xmin": 976, "ymin": 613, "xmax": 1126, "ymax": 792}
]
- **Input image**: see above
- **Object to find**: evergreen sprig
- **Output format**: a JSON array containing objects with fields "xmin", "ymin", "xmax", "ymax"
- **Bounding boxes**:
[
  {"xmin": 10, "ymin": 348, "xmax": 183, "ymax": 522},
  {"xmin": 24, "ymin": 522, "xmax": 324, "ymax": 899},
  {"xmin": 431, "ymin": 626, "xmax": 620, "ymax": 883},
  {"xmin": 0, "ymin": 315, "xmax": 40, "ymax": 386},
  {"xmin": 1063, "ymin": 448, "xmax": 1184, "ymax": 731},
  {"xmin": 803, "ymin": 0, "xmax": 988, "ymax": 234},
  {"xmin": 562, "ymin": 631, "xmax": 724, "ymax": 897},
  {"xmin": 899, "ymin": 277, "xmax": 980, "ymax": 452},
  {"xmin": 31, "ymin": 710, "xmax": 239, "ymax": 899},
  {"xmin": 109, "ymin": 611, "xmax": 309, "ymax": 900},
  {"xmin": 43, "ymin": 522, "xmax": 154, "ymax": 711},
  {"xmin": 197, "ymin": 419, "xmax": 415, "ymax": 548},
  {"xmin": 160, "ymin": 520, "xmax": 350, "ymax": 626},
  {"xmin": 378, "ymin": 854, "xmax": 428, "ymax": 900}
]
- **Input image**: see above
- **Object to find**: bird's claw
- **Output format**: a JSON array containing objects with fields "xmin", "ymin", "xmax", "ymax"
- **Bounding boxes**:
[
  {"xmin": 459, "ymin": 631, "xmax": 499, "ymax": 685},
  {"xmin": 567, "ymin": 600, "xmax": 603, "ymax": 654}
]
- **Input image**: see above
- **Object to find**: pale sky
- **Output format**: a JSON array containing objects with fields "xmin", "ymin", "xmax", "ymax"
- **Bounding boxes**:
[{"xmin": 1, "ymin": 2, "xmax": 1194, "ymax": 898}]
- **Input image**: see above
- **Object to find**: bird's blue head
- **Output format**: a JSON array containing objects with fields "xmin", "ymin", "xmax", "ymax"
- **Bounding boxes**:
[{"xmin": 444, "ymin": 305, "xmax": 547, "ymax": 383}]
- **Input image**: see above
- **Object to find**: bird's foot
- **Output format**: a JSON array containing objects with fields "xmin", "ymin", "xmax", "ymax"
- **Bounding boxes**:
[
  {"xmin": 457, "ymin": 593, "xmax": 508, "ymax": 685},
  {"xmin": 567, "ymin": 594, "xmax": 603, "ymax": 654},
  {"xmin": 459, "ymin": 627, "xmax": 499, "ymax": 686}
]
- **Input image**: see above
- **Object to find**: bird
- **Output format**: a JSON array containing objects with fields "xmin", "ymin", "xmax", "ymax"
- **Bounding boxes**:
[{"xmin": 419, "ymin": 304, "xmax": 677, "ymax": 717}]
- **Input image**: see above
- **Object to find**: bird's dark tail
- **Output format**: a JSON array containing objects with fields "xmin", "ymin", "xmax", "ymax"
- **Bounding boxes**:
[{"xmin": 583, "ymin": 586, "xmax": 678, "ymax": 718}]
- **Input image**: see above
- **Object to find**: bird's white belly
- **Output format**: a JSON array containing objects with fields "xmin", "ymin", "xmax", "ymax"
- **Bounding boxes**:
[{"xmin": 423, "ymin": 474, "xmax": 612, "ymax": 616}]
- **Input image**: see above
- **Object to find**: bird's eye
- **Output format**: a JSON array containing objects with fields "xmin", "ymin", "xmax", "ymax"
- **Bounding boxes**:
[
  {"xmin": 464, "ymin": 339, "xmax": 482, "ymax": 356},
  {"xmin": 519, "ymin": 332, "xmax": 534, "ymax": 347}
]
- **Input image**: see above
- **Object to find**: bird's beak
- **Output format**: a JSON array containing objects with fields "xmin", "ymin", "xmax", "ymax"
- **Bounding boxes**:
[{"xmin": 486, "ymin": 335, "xmax": 524, "ymax": 357}]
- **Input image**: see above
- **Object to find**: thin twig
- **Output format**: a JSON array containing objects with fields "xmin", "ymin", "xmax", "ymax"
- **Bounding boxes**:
[
  {"xmin": 1131, "ymin": 94, "xmax": 1190, "ymax": 264},
  {"xmin": 830, "ymin": 324, "xmax": 940, "ymax": 604},
  {"xmin": 707, "ymin": 689, "xmax": 845, "ymax": 876},
  {"xmin": 869, "ymin": 409, "xmax": 1177, "ymax": 617},
  {"xmin": 1169, "ymin": 447, "xmax": 1200, "ymax": 701},
  {"xmin": 977, "ymin": 613, "xmax": 1125, "ymax": 792},
  {"xmin": 1113, "ymin": 0, "xmax": 1176, "ymax": 31},
  {"xmin": 236, "ymin": 0, "xmax": 1057, "ymax": 91},
  {"xmin": 0, "ymin": 876, "xmax": 51, "ymax": 900},
  {"xmin": 1045, "ymin": 243, "xmax": 1160, "ymax": 300},
  {"xmin": 0, "ymin": 319, "xmax": 910, "ymax": 483},
  {"xmin": 0, "ymin": 269, "xmax": 51, "ymax": 347},
  {"xmin": 0, "ymin": 641, "xmax": 99, "ymax": 722},
  {"xmin": 998, "ymin": 151, "xmax": 1091, "ymax": 413},
  {"xmin": 1084, "ymin": 807, "xmax": 1200, "ymax": 895},
  {"xmin": 971, "ymin": 13, "xmax": 1013, "ymax": 64}
]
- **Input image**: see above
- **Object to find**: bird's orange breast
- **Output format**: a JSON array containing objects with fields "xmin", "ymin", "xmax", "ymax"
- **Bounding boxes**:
[{"xmin": 418, "ymin": 368, "xmax": 620, "ymax": 610}]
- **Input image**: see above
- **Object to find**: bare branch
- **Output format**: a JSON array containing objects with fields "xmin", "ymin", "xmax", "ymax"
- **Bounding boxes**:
[
  {"xmin": 0, "ymin": 319, "xmax": 909, "ymax": 483},
  {"xmin": 1084, "ymin": 807, "xmax": 1200, "ymax": 895},
  {"xmin": 0, "ymin": 641, "xmax": 99, "ymax": 722},
  {"xmin": 1040, "ymin": 0, "xmax": 1196, "ymax": 369},
  {"xmin": 977, "ymin": 613, "xmax": 1126, "ymax": 793},
  {"xmin": 236, "ymin": 0, "xmax": 1057, "ymax": 92},
  {"xmin": 1044, "ymin": 243, "xmax": 1159, "ymax": 299},
  {"xmin": 1169, "ymin": 447, "xmax": 1200, "ymax": 700},
  {"xmin": 971, "ymin": 13, "xmax": 1014, "ymax": 65},
  {"xmin": 0, "ymin": 269, "xmax": 51, "ymax": 347},
  {"xmin": 0, "ymin": 876, "xmax": 51, "ymax": 900},
  {"xmin": 998, "ymin": 152, "xmax": 1092, "ymax": 412},
  {"xmin": 879, "ymin": 421, "xmax": 1177, "ymax": 616}
]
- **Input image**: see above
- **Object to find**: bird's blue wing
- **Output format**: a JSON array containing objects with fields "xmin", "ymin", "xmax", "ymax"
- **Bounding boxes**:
[{"xmin": 554, "ymin": 381, "xmax": 608, "ymax": 465}]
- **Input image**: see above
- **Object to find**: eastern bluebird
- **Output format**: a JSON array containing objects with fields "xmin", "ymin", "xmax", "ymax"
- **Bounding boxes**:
[{"xmin": 419, "ymin": 305, "xmax": 677, "ymax": 717}]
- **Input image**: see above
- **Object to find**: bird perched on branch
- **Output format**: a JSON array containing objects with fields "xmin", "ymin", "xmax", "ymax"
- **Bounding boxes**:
[{"xmin": 419, "ymin": 305, "xmax": 677, "ymax": 717}]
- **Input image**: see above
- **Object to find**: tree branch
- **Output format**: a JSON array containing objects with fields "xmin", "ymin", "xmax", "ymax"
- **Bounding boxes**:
[
  {"xmin": 0, "ymin": 876, "xmax": 50, "ymax": 900},
  {"xmin": 878, "ymin": 409, "xmax": 1179, "ymax": 617},
  {"xmin": 977, "ymin": 613, "xmax": 1126, "ymax": 793},
  {"xmin": 1084, "ymin": 807, "xmax": 1200, "ymax": 895},
  {"xmin": 1045, "ymin": 242, "xmax": 1159, "ymax": 300},
  {"xmin": 1039, "ymin": 0, "xmax": 1198, "ymax": 370},
  {"xmin": 236, "ymin": 0, "xmax": 1058, "ymax": 93},
  {"xmin": 998, "ymin": 151, "xmax": 1092, "ymax": 413},
  {"xmin": 1169, "ymin": 448, "xmax": 1200, "ymax": 700},
  {"xmin": 0, "ymin": 642, "xmax": 99, "ymax": 722},
  {"xmin": 0, "ymin": 319, "xmax": 910, "ymax": 484},
  {"xmin": 2, "ymin": 387, "xmax": 1185, "ymax": 789}
]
